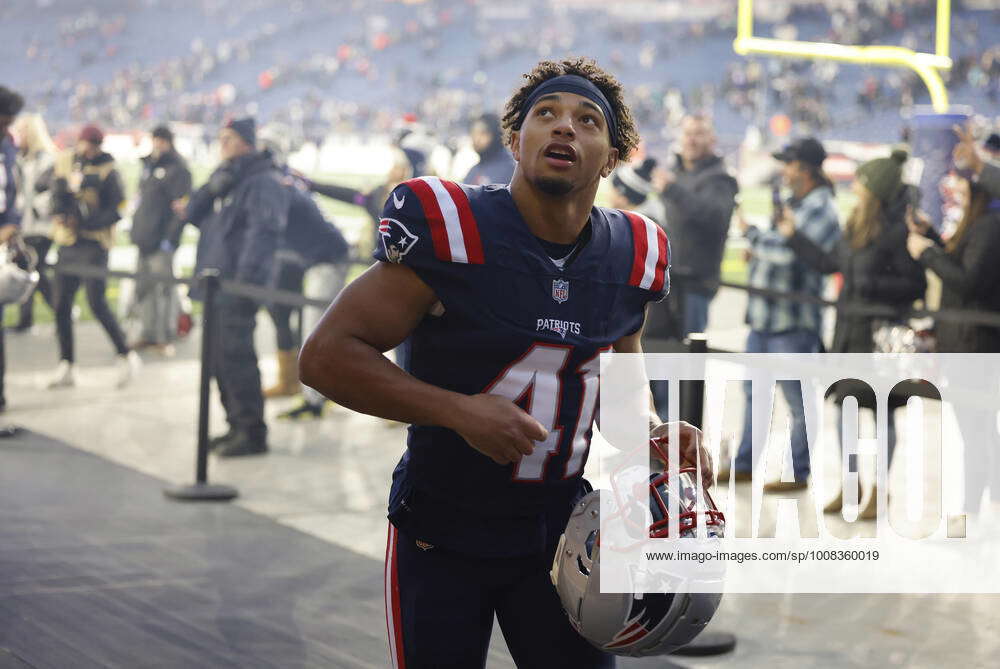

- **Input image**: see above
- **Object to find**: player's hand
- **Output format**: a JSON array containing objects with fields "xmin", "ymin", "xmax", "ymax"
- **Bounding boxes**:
[
  {"xmin": 452, "ymin": 393, "xmax": 549, "ymax": 466},
  {"xmin": 171, "ymin": 199, "xmax": 187, "ymax": 218},
  {"xmin": 953, "ymin": 122, "xmax": 984, "ymax": 176},
  {"xmin": 650, "ymin": 422, "xmax": 713, "ymax": 484},
  {"xmin": 0, "ymin": 224, "xmax": 17, "ymax": 243},
  {"xmin": 650, "ymin": 421, "xmax": 714, "ymax": 489}
]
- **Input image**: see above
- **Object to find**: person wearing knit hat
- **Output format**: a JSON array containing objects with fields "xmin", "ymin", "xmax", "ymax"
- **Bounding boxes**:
[
  {"xmin": 175, "ymin": 114, "xmax": 287, "ymax": 457},
  {"xmin": 47, "ymin": 120, "xmax": 141, "ymax": 390},
  {"xmin": 854, "ymin": 147, "xmax": 908, "ymax": 205},
  {"xmin": 223, "ymin": 116, "xmax": 256, "ymax": 151},
  {"xmin": 151, "ymin": 124, "xmax": 174, "ymax": 144},
  {"xmin": 610, "ymin": 157, "xmax": 656, "ymax": 207},
  {"xmin": 78, "ymin": 123, "xmax": 104, "ymax": 147},
  {"xmin": 609, "ymin": 157, "xmax": 667, "ymax": 234}
]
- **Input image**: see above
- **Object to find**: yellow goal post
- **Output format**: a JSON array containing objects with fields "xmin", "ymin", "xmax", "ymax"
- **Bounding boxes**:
[{"xmin": 734, "ymin": 0, "xmax": 953, "ymax": 112}]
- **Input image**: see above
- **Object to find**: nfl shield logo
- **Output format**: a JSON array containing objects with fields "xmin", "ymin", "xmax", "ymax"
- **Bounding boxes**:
[{"xmin": 552, "ymin": 279, "xmax": 569, "ymax": 304}]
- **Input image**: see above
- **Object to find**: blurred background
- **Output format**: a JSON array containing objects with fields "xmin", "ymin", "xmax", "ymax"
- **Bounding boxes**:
[{"xmin": 3, "ymin": 2, "xmax": 1000, "ymax": 667}]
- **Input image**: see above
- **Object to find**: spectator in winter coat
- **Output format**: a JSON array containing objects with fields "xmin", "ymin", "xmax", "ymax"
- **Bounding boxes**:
[
  {"xmin": 275, "ymin": 149, "xmax": 413, "ymax": 420},
  {"xmin": 180, "ymin": 117, "xmax": 288, "ymax": 457},
  {"xmin": 463, "ymin": 113, "xmax": 515, "ymax": 186},
  {"xmin": 652, "ymin": 114, "xmax": 738, "ymax": 336},
  {"xmin": 253, "ymin": 135, "xmax": 350, "ymax": 400},
  {"xmin": 906, "ymin": 174, "xmax": 1000, "ymax": 516},
  {"xmin": 130, "ymin": 124, "xmax": 191, "ymax": 352},
  {"xmin": 306, "ymin": 147, "xmax": 413, "ymax": 257},
  {"xmin": 11, "ymin": 113, "xmax": 56, "ymax": 331},
  {"xmin": 781, "ymin": 148, "xmax": 927, "ymax": 519},
  {"xmin": 906, "ymin": 176, "xmax": 1000, "ymax": 352},
  {"xmin": 48, "ymin": 124, "xmax": 138, "ymax": 389}
]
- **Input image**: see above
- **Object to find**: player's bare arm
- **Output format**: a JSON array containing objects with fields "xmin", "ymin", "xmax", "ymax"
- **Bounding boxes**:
[
  {"xmin": 299, "ymin": 261, "xmax": 546, "ymax": 466},
  {"xmin": 612, "ymin": 326, "xmax": 714, "ymax": 487}
]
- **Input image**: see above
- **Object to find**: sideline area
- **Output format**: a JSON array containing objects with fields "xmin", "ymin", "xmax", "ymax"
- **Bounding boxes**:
[{"xmin": 3, "ymin": 320, "xmax": 998, "ymax": 667}]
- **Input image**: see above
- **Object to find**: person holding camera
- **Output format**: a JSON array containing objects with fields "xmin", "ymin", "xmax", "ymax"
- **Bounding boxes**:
[
  {"xmin": 48, "ymin": 124, "xmax": 139, "ymax": 389},
  {"xmin": 729, "ymin": 138, "xmax": 841, "ymax": 491}
]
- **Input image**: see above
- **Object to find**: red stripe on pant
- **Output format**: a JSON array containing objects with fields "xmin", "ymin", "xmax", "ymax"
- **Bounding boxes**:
[{"xmin": 385, "ymin": 523, "xmax": 406, "ymax": 668}]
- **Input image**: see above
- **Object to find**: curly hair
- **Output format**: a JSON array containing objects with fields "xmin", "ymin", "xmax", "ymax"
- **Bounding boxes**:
[{"xmin": 501, "ymin": 58, "xmax": 640, "ymax": 161}]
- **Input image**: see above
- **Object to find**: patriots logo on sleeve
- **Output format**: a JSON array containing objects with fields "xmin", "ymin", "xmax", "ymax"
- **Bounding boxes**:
[{"xmin": 379, "ymin": 218, "xmax": 419, "ymax": 263}]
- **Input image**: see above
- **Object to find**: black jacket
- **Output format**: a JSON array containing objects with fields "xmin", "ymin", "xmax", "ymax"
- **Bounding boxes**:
[
  {"xmin": 658, "ymin": 154, "xmax": 738, "ymax": 291},
  {"xmin": 187, "ymin": 152, "xmax": 288, "ymax": 298},
  {"xmin": 918, "ymin": 208, "xmax": 1000, "ymax": 352},
  {"xmin": 279, "ymin": 172, "xmax": 350, "ymax": 268},
  {"xmin": 131, "ymin": 149, "xmax": 192, "ymax": 254},
  {"xmin": 786, "ymin": 192, "xmax": 927, "ymax": 354},
  {"xmin": 309, "ymin": 179, "xmax": 390, "ymax": 253}
]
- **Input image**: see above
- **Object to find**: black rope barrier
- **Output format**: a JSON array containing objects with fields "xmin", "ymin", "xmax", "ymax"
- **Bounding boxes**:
[
  {"xmin": 38, "ymin": 256, "xmax": 999, "ymax": 505},
  {"xmin": 49, "ymin": 261, "xmax": 1000, "ymax": 329},
  {"xmin": 669, "ymin": 270, "xmax": 1000, "ymax": 329}
]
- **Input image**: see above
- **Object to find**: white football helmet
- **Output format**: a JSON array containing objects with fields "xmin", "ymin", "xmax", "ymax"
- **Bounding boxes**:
[
  {"xmin": 551, "ymin": 438, "xmax": 725, "ymax": 657},
  {"xmin": 0, "ymin": 239, "xmax": 39, "ymax": 305}
]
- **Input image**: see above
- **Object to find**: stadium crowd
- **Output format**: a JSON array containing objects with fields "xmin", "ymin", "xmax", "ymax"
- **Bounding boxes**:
[{"xmin": 3, "ymin": 0, "xmax": 999, "ymax": 146}]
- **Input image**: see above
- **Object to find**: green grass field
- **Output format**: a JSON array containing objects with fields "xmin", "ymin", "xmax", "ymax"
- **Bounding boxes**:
[{"xmin": 8, "ymin": 162, "xmax": 858, "ymax": 328}]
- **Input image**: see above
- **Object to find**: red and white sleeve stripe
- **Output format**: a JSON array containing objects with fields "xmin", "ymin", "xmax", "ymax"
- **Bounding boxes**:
[
  {"xmin": 403, "ymin": 177, "xmax": 484, "ymax": 264},
  {"xmin": 623, "ymin": 210, "xmax": 669, "ymax": 293}
]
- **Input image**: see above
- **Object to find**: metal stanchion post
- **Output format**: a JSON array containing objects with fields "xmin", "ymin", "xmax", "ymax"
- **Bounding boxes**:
[
  {"xmin": 164, "ymin": 269, "xmax": 238, "ymax": 502},
  {"xmin": 672, "ymin": 330, "xmax": 737, "ymax": 657},
  {"xmin": 680, "ymin": 333, "xmax": 708, "ymax": 429}
]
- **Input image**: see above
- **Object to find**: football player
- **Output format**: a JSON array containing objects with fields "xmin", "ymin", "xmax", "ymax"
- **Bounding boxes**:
[{"xmin": 300, "ymin": 58, "xmax": 712, "ymax": 668}]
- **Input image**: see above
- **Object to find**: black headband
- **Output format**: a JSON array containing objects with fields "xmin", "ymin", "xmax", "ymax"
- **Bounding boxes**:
[{"xmin": 517, "ymin": 74, "xmax": 619, "ymax": 147}]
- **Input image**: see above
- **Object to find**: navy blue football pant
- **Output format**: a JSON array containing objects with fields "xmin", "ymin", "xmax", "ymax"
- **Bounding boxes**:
[{"xmin": 385, "ymin": 523, "xmax": 614, "ymax": 669}]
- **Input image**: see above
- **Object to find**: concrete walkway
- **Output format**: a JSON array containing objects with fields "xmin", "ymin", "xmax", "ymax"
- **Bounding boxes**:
[{"xmin": 2, "ymin": 299, "xmax": 998, "ymax": 667}]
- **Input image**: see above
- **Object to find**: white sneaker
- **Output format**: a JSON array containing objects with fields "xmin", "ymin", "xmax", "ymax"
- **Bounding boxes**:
[
  {"xmin": 115, "ymin": 351, "xmax": 143, "ymax": 388},
  {"xmin": 46, "ymin": 361, "xmax": 76, "ymax": 389}
]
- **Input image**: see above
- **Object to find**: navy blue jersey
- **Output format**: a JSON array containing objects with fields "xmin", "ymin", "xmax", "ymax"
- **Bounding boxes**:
[{"xmin": 376, "ymin": 177, "xmax": 669, "ymax": 556}]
